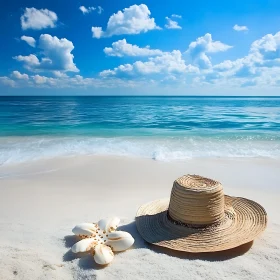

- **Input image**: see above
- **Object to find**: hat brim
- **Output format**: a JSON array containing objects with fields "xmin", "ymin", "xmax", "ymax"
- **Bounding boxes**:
[{"xmin": 135, "ymin": 195, "xmax": 267, "ymax": 253}]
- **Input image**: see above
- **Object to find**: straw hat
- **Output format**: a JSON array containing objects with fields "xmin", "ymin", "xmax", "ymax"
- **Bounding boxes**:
[{"xmin": 136, "ymin": 174, "xmax": 267, "ymax": 252}]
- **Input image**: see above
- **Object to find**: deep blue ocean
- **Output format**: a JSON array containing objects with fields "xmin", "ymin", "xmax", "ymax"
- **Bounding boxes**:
[{"xmin": 0, "ymin": 96, "xmax": 280, "ymax": 165}]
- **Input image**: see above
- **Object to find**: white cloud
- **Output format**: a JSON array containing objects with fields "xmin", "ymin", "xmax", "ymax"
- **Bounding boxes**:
[
  {"xmin": 20, "ymin": 8, "xmax": 57, "ymax": 30},
  {"xmin": 233, "ymin": 32, "xmax": 280, "ymax": 78},
  {"xmin": 14, "ymin": 54, "xmax": 40, "ymax": 66},
  {"xmin": 172, "ymin": 14, "xmax": 182, "ymax": 18},
  {"xmin": 100, "ymin": 51, "xmax": 197, "ymax": 77},
  {"xmin": 21, "ymin": 35, "xmax": 36, "ymax": 47},
  {"xmin": 38, "ymin": 34, "xmax": 78, "ymax": 72},
  {"xmin": 100, "ymin": 34, "xmax": 233, "ymax": 81},
  {"xmin": 91, "ymin": 27, "xmax": 103, "ymax": 39},
  {"xmin": 33, "ymin": 74, "xmax": 47, "ymax": 84},
  {"xmin": 92, "ymin": 4, "xmax": 160, "ymax": 38},
  {"xmin": 213, "ymin": 60, "xmax": 237, "ymax": 71},
  {"xmin": 53, "ymin": 71, "xmax": 68, "ymax": 78},
  {"xmin": 211, "ymin": 31, "xmax": 280, "ymax": 81},
  {"xmin": 200, "ymin": 31, "xmax": 280, "ymax": 88},
  {"xmin": 7, "ymin": 27, "xmax": 280, "ymax": 92},
  {"xmin": 165, "ymin": 17, "xmax": 182, "ymax": 29},
  {"xmin": 11, "ymin": 71, "xmax": 29, "ymax": 80},
  {"xmin": 186, "ymin": 33, "xmax": 232, "ymax": 68},
  {"xmin": 250, "ymin": 31, "xmax": 280, "ymax": 61},
  {"xmin": 97, "ymin": 6, "xmax": 104, "ymax": 14},
  {"xmin": 103, "ymin": 33, "xmax": 280, "ymax": 89},
  {"xmin": 14, "ymin": 34, "xmax": 78, "ymax": 72},
  {"xmin": 101, "ymin": 34, "xmax": 230, "ymax": 81},
  {"xmin": 233, "ymin": 24, "xmax": 248, "ymax": 32},
  {"xmin": 205, "ymin": 62, "xmax": 280, "ymax": 88},
  {"xmin": 104, "ymin": 39, "xmax": 164, "ymax": 57},
  {"xmin": 79, "ymin": 6, "xmax": 96, "ymax": 14},
  {"xmin": 79, "ymin": 6, "xmax": 88, "ymax": 14},
  {"xmin": 0, "ymin": 77, "xmax": 16, "ymax": 87},
  {"xmin": 1, "ymin": 72, "xmax": 143, "ymax": 89}
]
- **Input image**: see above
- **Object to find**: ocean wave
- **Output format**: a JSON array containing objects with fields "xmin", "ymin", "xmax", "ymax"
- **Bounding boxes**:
[{"xmin": 0, "ymin": 136, "xmax": 280, "ymax": 165}]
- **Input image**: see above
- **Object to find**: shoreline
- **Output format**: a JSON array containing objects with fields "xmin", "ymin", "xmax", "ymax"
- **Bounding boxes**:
[
  {"xmin": 0, "ymin": 156, "xmax": 279, "ymax": 279},
  {"xmin": 1, "ymin": 134, "xmax": 280, "ymax": 166}
]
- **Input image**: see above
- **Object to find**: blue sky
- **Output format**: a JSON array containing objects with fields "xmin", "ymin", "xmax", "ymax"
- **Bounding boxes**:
[{"xmin": 1, "ymin": 0, "xmax": 280, "ymax": 95}]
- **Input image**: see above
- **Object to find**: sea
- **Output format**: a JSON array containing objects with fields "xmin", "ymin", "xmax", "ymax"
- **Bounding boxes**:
[{"xmin": 0, "ymin": 96, "xmax": 280, "ymax": 165}]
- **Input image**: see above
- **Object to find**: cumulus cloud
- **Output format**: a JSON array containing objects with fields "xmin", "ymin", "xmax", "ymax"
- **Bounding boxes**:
[
  {"xmin": 232, "ymin": 32, "xmax": 280, "ymax": 77},
  {"xmin": 213, "ymin": 60, "xmax": 237, "ymax": 71},
  {"xmin": 38, "ymin": 34, "xmax": 78, "ymax": 72},
  {"xmin": 20, "ymin": 8, "xmax": 57, "ymax": 30},
  {"xmin": 210, "ymin": 55, "xmax": 259, "ymax": 85},
  {"xmin": 14, "ymin": 54, "xmax": 40, "ymax": 66},
  {"xmin": 233, "ymin": 24, "xmax": 248, "ymax": 32},
  {"xmin": 91, "ymin": 27, "xmax": 103, "ymax": 39},
  {"xmin": 165, "ymin": 17, "xmax": 182, "ymax": 29},
  {"xmin": 7, "ymin": 26, "xmax": 280, "ymax": 91},
  {"xmin": 11, "ymin": 71, "xmax": 29, "ymax": 80},
  {"xmin": 201, "ymin": 31, "xmax": 280, "ymax": 88},
  {"xmin": 21, "ymin": 35, "xmax": 36, "ymax": 47},
  {"xmin": 1, "ymin": 72, "xmax": 143, "ymax": 89},
  {"xmin": 33, "ymin": 74, "xmax": 48, "ymax": 84},
  {"xmin": 250, "ymin": 31, "xmax": 280, "ymax": 61},
  {"xmin": 53, "ymin": 71, "xmax": 68, "ymax": 78},
  {"xmin": 186, "ymin": 33, "xmax": 232, "ymax": 68},
  {"xmin": 205, "ymin": 62, "xmax": 280, "ymax": 88},
  {"xmin": 104, "ymin": 39, "xmax": 164, "ymax": 57},
  {"xmin": 79, "ymin": 6, "xmax": 96, "ymax": 14},
  {"xmin": 100, "ymin": 51, "xmax": 197, "ymax": 77},
  {"xmin": 14, "ymin": 34, "xmax": 78, "ymax": 72},
  {"xmin": 100, "ymin": 33, "xmax": 233, "ymax": 81},
  {"xmin": 92, "ymin": 4, "xmax": 159, "ymax": 38},
  {"xmin": 214, "ymin": 31, "xmax": 280, "ymax": 75},
  {"xmin": 0, "ymin": 77, "xmax": 16, "ymax": 87}
]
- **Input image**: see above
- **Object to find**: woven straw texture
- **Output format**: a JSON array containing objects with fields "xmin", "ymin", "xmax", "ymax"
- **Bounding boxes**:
[{"xmin": 136, "ymin": 175, "xmax": 267, "ymax": 253}]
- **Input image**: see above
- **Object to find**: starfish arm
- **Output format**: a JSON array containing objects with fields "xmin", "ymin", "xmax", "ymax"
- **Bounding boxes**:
[
  {"xmin": 72, "ymin": 237, "xmax": 97, "ymax": 253},
  {"xmin": 72, "ymin": 223, "xmax": 98, "ymax": 237},
  {"xmin": 94, "ymin": 244, "xmax": 114, "ymax": 265},
  {"xmin": 97, "ymin": 217, "xmax": 120, "ymax": 232}
]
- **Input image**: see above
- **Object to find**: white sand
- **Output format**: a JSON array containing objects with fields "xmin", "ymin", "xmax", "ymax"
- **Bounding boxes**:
[{"xmin": 0, "ymin": 156, "xmax": 279, "ymax": 280}]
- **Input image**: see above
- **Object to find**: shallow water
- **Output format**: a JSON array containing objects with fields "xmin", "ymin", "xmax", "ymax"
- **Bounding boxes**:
[{"xmin": 0, "ymin": 96, "xmax": 280, "ymax": 164}]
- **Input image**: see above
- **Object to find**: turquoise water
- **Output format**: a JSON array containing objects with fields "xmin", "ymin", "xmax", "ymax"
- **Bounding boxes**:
[{"xmin": 0, "ymin": 96, "xmax": 280, "ymax": 164}]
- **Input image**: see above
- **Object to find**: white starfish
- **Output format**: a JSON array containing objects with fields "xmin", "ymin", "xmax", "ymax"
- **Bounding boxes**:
[{"xmin": 71, "ymin": 217, "xmax": 134, "ymax": 265}]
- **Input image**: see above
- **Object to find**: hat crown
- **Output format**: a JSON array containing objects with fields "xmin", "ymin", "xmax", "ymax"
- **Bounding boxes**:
[{"xmin": 168, "ymin": 175, "xmax": 225, "ymax": 226}]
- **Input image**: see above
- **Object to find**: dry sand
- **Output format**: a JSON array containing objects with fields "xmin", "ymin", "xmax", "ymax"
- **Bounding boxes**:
[{"xmin": 0, "ymin": 156, "xmax": 279, "ymax": 280}]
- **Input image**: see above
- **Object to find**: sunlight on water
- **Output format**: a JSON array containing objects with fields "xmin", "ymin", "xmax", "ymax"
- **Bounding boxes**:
[{"xmin": 0, "ymin": 96, "xmax": 280, "ymax": 165}]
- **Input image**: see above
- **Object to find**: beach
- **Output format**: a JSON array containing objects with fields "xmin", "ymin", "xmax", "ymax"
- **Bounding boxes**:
[
  {"xmin": 2, "ymin": 0, "xmax": 280, "ymax": 277},
  {"xmin": 0, "ymin": 155, "xmax": 279, "ymax": 280}
]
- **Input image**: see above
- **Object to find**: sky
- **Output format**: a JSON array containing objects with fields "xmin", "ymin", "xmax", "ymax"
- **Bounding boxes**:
[{"xmin": 1, "ymin": 0, "xmax": 280, "ymax": 95}]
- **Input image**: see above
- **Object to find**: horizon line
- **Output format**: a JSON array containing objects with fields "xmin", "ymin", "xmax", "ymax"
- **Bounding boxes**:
[{"xmin": 0, "ymin": 95, "xmax": 280, "ymax": 98}]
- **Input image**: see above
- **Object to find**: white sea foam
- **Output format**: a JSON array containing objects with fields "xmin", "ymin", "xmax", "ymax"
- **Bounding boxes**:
[{"xmin": 0, "ymin": 136, "xmax": 280, "ymax": 166}]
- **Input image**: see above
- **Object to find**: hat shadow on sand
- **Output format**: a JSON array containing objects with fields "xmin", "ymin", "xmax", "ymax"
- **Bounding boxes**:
[
  {"xmin": 62, "ymin": 218, "xmax": 253, "ymax": 270},
  {"xmin": 118, "ymin": 220, "xmax": 253, "ymax": 261}
]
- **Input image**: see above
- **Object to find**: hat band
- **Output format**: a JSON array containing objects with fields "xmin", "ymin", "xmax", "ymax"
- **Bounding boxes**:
[{"xmin": 166, "ymin": 210, "xmax": 226, "ymax": 229}]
